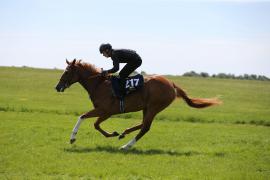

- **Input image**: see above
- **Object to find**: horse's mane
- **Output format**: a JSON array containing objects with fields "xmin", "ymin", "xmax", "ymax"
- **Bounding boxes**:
[{"xmin": 75, "ymin": 59, "xmax": 100, "ymax": 74}]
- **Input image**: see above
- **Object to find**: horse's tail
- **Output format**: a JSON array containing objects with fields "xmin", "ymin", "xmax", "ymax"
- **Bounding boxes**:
[{"xmin": 173, "ymin": 83, "xmax": 222, "ymax": 108}]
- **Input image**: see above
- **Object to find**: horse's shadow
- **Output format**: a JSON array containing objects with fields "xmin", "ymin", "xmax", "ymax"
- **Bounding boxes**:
[{"xmin": 64, "ymin": 145, "xmax": 202, "ymax": 157}]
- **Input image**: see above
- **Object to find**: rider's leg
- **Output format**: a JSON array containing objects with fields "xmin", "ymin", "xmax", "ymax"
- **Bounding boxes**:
[{"xmin": 119, "ymin": 62, "xmax": 142, "ymax": 97}]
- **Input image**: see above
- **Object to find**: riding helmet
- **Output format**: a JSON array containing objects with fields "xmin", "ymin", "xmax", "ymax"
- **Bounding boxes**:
[{"xmin": 99, "ymin": 43, "xmax": 112, "ymax": 53}]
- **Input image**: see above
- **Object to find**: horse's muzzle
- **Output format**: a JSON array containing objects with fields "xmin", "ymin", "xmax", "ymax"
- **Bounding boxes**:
[{"xmin": 55, "ymin": 83, "xmax": 66, "ymax": 92}]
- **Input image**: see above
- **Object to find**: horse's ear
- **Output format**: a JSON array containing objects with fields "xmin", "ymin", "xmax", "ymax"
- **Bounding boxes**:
[
  {"xmin": 71, "ymin": 59, "xmax": 76, "ymax": 65},
  {"xmin": 66, "ymin": 59, "xmax": 70, "ymax": 65}
]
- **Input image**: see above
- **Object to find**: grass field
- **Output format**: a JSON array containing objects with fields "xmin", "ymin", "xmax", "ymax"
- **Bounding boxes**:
[{"xmin": 0, "ymin": 66, "xmax": 270, "ymax": 179}]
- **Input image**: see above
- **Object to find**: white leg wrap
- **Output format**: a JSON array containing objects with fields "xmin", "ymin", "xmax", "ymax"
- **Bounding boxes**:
[
  {"xmin": 120, "ymin": 138, "xmax": 136, "ymax": 150},
  {"xmin": 70, "ymin": 117, "xmax": 84, "ymax": 140}
]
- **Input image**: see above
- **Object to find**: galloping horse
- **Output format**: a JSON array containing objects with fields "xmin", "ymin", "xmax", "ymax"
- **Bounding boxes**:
[{"xmin": 55, "ymin": 59, "xmax": 221, "ymax": 150}]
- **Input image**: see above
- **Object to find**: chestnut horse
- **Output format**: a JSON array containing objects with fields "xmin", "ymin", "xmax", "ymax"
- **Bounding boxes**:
[{"xmin": 55, "ymin": 59, "xmax": 221, "ymax": 150}]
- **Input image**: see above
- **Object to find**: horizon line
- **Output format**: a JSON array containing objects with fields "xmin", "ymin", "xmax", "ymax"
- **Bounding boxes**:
[{"xmin": 1, "ymin": 65, "xmax": 269, "ymax": 79}]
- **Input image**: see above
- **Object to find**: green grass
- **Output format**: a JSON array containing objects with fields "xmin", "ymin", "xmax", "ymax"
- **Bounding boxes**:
[{"xmin": 0, "ymin": 66, "xmax": 270, "ymax": 179}]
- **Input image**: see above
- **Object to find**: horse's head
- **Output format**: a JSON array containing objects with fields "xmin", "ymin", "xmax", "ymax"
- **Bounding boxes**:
[{"xmin": 55, "ymin": 59, "xmax": 80, "ymax": 92}]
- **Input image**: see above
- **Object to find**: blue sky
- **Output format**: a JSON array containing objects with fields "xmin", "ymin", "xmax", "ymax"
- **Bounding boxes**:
[{"xmin": 1, "ymin": 0, "xmax": 270, "ymax": 76}]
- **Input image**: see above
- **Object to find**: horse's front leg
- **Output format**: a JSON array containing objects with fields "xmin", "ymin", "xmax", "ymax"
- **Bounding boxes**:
[
  {"xmin": 70, "ymin": 109, "xmax": 100, "ymax": 144},
  {"xmin": 94, "ymin": 116, "xmax": 119, "ymax": 138}
]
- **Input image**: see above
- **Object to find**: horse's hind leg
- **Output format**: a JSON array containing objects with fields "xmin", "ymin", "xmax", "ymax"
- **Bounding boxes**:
[
  {"xmin": 118, "ymin": 108, "xmax": 147, "ymax": 139},
  {"xmin": 94, "ymin": 116, "xmax": 119, "ymax": 138},
  {"xmin": 120, "ymin": 110, "xmax": 156, "ymax": 150}
]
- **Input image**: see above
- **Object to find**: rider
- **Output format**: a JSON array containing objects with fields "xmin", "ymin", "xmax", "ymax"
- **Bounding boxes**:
[{"xmin": 99, "ymin": 43, "xmax": 142, "ymax": 98}]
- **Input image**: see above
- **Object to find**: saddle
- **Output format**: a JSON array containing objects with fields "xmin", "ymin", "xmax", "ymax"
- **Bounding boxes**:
[{"xmin": 110, "ymin": 74, "xmax": 144, "ymax": 112}]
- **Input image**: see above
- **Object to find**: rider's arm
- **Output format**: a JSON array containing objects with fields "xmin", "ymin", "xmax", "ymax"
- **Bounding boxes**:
[{"xmin": 106, "ymin": 59, "xmax": 119, "ymax": 74}]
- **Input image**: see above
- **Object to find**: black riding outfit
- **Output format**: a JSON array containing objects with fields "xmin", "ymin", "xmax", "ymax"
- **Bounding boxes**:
[{"xmin": 105, "ymin": 49, "xmax": 142, "ymax": 97}]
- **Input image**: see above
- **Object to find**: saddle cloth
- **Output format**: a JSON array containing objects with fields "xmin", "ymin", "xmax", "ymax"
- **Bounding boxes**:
[{"xmin": 111, "ymin": 74, "xmax": 144, "ymax": 98}]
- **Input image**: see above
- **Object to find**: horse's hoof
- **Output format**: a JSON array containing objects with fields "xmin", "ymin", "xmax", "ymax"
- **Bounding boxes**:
[
  {"xmin": 118, "ymin": 134, "xmax": 125, "ymax": 140},
  {"xmin": 112, "ymin": 131, "xmax": 120, "ymax": 136},
  {"xmin": 70, "ymin": 139, "xmax": 76, "ymax": 144}
]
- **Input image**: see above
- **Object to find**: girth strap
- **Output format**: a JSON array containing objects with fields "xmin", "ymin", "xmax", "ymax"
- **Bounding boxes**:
[{"xmin": 120, "ymin": 98, "xmax": 125, "ymax": 113}]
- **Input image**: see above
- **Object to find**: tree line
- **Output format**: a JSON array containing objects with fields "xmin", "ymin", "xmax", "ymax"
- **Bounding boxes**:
[
  {"xmin": 139, "ymin": 71, "xmax": 269, "ymax": 81},
  {"xmin": 181, "ymin": 71, "xmax": 270, "ymax": 81}
]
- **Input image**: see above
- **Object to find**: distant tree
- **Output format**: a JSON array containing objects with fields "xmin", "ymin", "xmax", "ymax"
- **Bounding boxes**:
[
  {"xmin": 200, "ymin": 72, "xmax": 209, "ymax": 78},
  {"xmin": 237, "ymin": 75, "xmax": 244, "ymax": 80},
  {"xmin": 141, "ymin": 71, "xmax": 147, "ymax": 76},
  {"xmin": 217, "ymin": 73, "xmax": 227, "ymax": 79},
  {"xmin": 131, "ymin": 71, "xmax": 139, "ymax": 76},
  {"xmin": 250, "ymin": 74, "xmax": 257, "ymax": 80},
  {"xmin": 183, "ymin": 71, "xmax": 200, "ymax": 77},
  {"xmin": 227, "ymin": 73, "xmax": 236, "ymax": 79},
  {"xmin": 258, "ymin": 75, "xmax": 269, "ymax": 81},
  {"xmin": 243, "ymin": 74, "xmax": 251, "ymax": 80}
]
